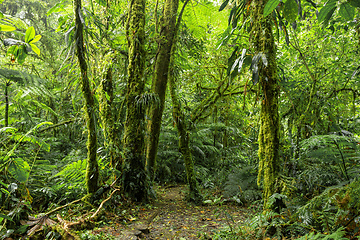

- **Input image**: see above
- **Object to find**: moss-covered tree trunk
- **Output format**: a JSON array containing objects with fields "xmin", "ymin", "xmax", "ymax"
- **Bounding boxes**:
[
  {"xmin": 122, "ymin": 0, "xmax": 148, "ymax": 202},
  {"xmin": 73, "ymin": 0, "xmax": 99, "ymax": 194},
  {"xmin": 4, "ymin": 81, "xmax": 9, "ymax": 127},
  {"xmin": 251, "ymin": 0, "xmax": 280, "ymax": 206},
  {"xmin": 99, "ymin": 64, "xmax": 122, "ymax": 172},
  {"xmin": 169, "ymin": 60, "xmax": 203, "ymax": 204},
  {"xmin": 146, "ymin": 0, "xmax": 180, "ymax": 182}
]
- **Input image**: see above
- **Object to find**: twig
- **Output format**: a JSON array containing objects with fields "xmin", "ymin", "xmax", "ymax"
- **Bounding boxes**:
[
  {"xmin": 45, "ymin": 198, "xmax": 83, "ymax": 216},
  {"xmin": 38, "ymin": 119, "xmax": 77, "ymax": 133},
  {"xmin": 90, "ymin": 188, "xmax": 120, "ymax": 219}
]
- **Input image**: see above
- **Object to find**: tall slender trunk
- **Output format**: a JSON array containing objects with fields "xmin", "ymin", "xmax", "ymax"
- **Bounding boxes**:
[
  {"xmin": 146, "ymin": 0, "xmax": 180, "ymax": 182},
  {"xmin": 99, "ymin": 65, "xmax": 122, "ymax": 171},
  {"xmin": 168, "ymin": 33, "xmax": 202, "ymax": 202},
  {"xmin": 122, "ymin": 0, "xmax": 148, "ymax": 202},
  {"xmin": 169, "ymin": 73, "xmax": 203, "ymax": 203},
  {"xmin": 73, "ymin": 0, "xmax": 99, "ymax": 194},
  {"xmin": 5, "ymin": 81, "xmax": 9, "ymax": 127},
  {"xmin": 251, "ymin": 0, "xmax": 280, "ymax": 207}
]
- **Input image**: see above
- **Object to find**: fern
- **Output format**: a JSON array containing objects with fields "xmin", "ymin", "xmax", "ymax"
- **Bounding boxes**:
[
  {"xmin": 296, "ymin": 227, "xmax": 348, "ymax": 240},
  {"xmin": 224, "ymin": 165, "xmax": 261, "ymax": 203}
]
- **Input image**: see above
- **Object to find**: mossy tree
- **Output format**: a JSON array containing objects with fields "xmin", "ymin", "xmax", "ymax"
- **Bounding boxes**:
[
  {"xmin": 121, "ymin": 0, "xmax": 149, "ymax": 202},
  {"xmin": 4, "ymin": 80, "xmax": 10, "ymax": 127},
  {"xmin": 98, "ymin": 2, "xmax": 123, "ymax": 174},
  {"xmin": 250, "ymin": 0, "xmax": 281, "ymax": 206},
  {"xmin": 73, "ymin": 0, "xmax": 99, "ymax": 194},
  {"xmin": 169, "ymin": 66, "xmax": 203, "ymax": 204},
  {"xmin": 99, "ymin": 58, "xmax": 122, "ymax": 172},
  {"xmin": 145, "ymin": 0, "xmax": 182, "ymax": 182}
]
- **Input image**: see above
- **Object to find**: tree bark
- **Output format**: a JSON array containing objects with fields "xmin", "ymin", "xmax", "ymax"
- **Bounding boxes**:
[
  {"xmin": 99, "ymin": 64, "xmax": 122, "ymax": 172},
  {"xmin": 73, "ymin": 0, "xmax": 99, "ymax": 194},
  {"xmin": 251, "ymin": 0, "xmax": 281, "ymax": 207},
  {"xmin": 122, "ymin": 0, "xmax": 148, "ymax": 202},
  {"xmin": 5, "ymin": 81, "xmax": 9, "ymax": 127},
  {"xmin": 169, "ymin": 72, "xmax": 203, "ymax": 203},
  {"xmin": 146, "ymin": 0, "xmax": 180, "ymax": 182}
]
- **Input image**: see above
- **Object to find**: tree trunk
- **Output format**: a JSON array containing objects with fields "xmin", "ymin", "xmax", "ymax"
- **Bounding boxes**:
[
  {"xmin": 146, "ymin": 0, "xmax": 180, "ymax": 182},
  {"xmin": 121, "ymin": 0, "xmax": 148, "ymax": 202},
  {"xmin": 5, "ymin": 81, "xmax": 9, "ymax": 127},
  {"xmin": 99, "ymin": 65, "xmax": 122, "ymax": 172},
  {"xmin": 169, "ymin": 60, "xmax": 203, "ymax": 204},
  {"xmin": 251, "ymin": 0, "xmax": 281, "ymax": 207},
  {"xmin": 73, "ymin": 0, "xmax": 99, "ymax": 194}
]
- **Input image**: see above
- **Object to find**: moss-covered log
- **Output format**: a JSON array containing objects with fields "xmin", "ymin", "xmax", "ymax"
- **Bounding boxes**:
[
  {"xmin": 146, "ymin": 0, "xmax": 180, "ymax": 182},
  {"xmin": 73, "ymin": 0, "xmax": 99, "ymax": 194},
  {"xmin": 250, "ymin": 0, "xmax": 281, "ymax": 206},
  {"xmin": 122, "ymin": 0, "xmax": 149, "ymax": 202}
]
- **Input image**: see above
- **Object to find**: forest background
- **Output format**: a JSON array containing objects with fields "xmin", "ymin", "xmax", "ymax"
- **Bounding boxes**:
[{"xmin": 1, "ymin": 0, "xmax": 360, "ymax": 239}]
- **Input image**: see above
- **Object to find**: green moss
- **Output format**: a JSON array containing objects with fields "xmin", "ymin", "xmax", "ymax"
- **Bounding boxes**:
[
  {"xmin": 121, "ymin": 0, "xmax": 149, "ymax": 202},
  {"xmin": 169, "ymin": 54, "xmax": 203, "ymax": 204},
  {"xmin": 73, "ymin": 0, "xmax": 99, "ymax": 194},
  {"xmin": 146, "ymin": 0, "xmax": 180, "ymax": 182},
  {"xmin": 250, "ymin": 0, "xmax": 281, "ymax": 207}
]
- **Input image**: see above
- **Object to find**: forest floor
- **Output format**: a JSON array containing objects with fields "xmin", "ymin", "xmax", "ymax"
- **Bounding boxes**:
[{"xmin": 91, "ymin": 185, "xmax": 253, "ymax": 239}]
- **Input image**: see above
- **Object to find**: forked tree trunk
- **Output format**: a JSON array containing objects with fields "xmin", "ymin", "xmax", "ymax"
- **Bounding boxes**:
[
  {"xmin": 122, "ymin": 0, "xmax": 149, "ymax": 202},
  {"xmin": 146, "ymin": 0, "xmax": 180, "ymax": 182},
  {"xmin": 251, "ymin": 0, "xmax": 281, "ymax": 207},
  {"xmin": 73, "ymin": 0, "xmax": 99, "ymax": 194}
]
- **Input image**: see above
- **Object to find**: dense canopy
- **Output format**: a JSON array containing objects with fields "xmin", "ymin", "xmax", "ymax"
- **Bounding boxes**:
[{"xmin": 0, "ymin": 0, "xmax": 360, "ymax": 239}]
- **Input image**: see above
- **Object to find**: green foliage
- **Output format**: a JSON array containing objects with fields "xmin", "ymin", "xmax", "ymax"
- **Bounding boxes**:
[
  {"xmin": 298, "ymin": 134, "xmax": 359, "ymax": 191},
  {"xmin": 264, "ymin": 0, "xmax": 280, "ymax": 17},
  {"xmin": 296, "ymin": 228, "xmax": 348, "ymax": 240},
  {"xmin": 223, "ymin": 165, "xmax": 261, "ymax": 204},
  {"xmin": 4, "ymin": 26, "xmax": 42, "ymax": 64}
]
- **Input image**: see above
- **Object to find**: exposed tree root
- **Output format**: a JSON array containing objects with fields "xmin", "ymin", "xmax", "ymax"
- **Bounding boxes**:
[{"xmin": 23, "ymin": 182, "xmax": 120, "ymax": 239}]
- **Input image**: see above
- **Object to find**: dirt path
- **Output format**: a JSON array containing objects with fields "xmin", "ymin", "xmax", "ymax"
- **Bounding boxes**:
[{"xmin": 94, "ymin": 185, "xmax": 250, "ymax": 239}]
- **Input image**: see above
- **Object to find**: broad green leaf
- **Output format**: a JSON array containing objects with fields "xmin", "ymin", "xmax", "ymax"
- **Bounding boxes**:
[
  {"xmin": 8, "ymin": 158, "xmax": 30, "ymax": 183},
  {"xmin": 0, "ymin": 11, "xmax": 4, "ymax": 18},
  {"xmin": 0, "ymin": 24, "xmax": 16, "ymax": 32},
  {"xmin": 284, "ymin": 0, "xmax": 298, "ymax": 23},
  {"xmin": 16, "ymin": 45, "xmax": 27, "ymax": 64},
  {"xmin": 30, "ymin": 43, "xmax": 40, "ymax": 56},
  {"xmin": 25, "ymin": 26, "xmax": 36, "ymax": 43},
  {"xmin": 6, "ymin": 45, "xmax": 17, "ymax": 55},
  {"xmin": 29, "ymin": 34, "xmax": 41, "ymax": 43},
  {"xmin": 219, "ymin": 0, "xmax": 229, "ymax": 12},
  {"xmin": 264, "ymin": 0, "xmax": 280, "ymax": 17},
  {"xmin": 318, "ymin": 0, "xmax": 337, "ymax": 23},
  {"xmin": 339, "ymin": 3, "xmax": 355, "ymax": 21}
]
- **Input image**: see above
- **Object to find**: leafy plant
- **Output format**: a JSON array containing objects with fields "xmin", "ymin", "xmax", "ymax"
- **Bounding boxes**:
[
  {"xmin": 224, "ymin": 165, "xmax": 261, "ymax": 205},
  {"xmin": 4, "ymin": 26, "xmax": 41, "ymax": 64}
]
